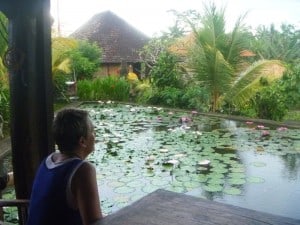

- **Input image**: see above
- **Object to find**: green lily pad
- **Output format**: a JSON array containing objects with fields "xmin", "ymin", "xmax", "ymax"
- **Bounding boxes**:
[
  {"xmin": 151, "ymin": 179, "xmax": 169, "ymax": 186},
  {"xmin": 184, "ymin": 181, "xmax": 201, "ymax": 189},
  {"xmin": 166, "ymin": 186, "xmax": 186, "ymax": 193},
  {"xmin": 207, "ymin": 178, "xmax": 225, "ymax": 185},
  {"xmin": 107, "ymin": 181, "xmax": 125, "ymax": 188},
  {"xmin": 203, "ymin": 184, "xmax": 223, "ymax": 192},
  {"xmin": 224, "ymin": 187, "xmax": 242, "ymax": 195},
  {"xmin": 228, "ymin": 178, "xmax": 246, "ymax": 185},
  {"xmin": 114, "ymin": 186, "xmax": 135, "ymax": 194},
  {"xmin": 228, "ymin": 172, "xmax": 246, "ymax": 179},
  {"xmin": 142, "ymin": 186, "xmax": 158, "ymax": 194},
  {"xmin": 175, "ymin": 175, "xmax": 191, "ymax": 182}
]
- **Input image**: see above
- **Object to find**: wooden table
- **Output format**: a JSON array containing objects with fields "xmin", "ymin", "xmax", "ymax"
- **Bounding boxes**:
[{"xmin": 98, "ymin": 189, "xmax": 300, "ymax": 225}]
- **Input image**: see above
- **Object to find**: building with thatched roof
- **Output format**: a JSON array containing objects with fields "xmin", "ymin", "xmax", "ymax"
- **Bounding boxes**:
[{"xmin": 71, "ymin": 11, "xmax": 150, "ymax": 77}]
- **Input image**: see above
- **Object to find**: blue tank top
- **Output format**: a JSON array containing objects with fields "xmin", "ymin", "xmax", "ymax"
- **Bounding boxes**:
[{"xmin": 26, "ymin": 154, "xmax": 84, "ymax": 225}]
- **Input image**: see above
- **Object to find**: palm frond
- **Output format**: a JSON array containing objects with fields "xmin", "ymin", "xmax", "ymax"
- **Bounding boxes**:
[{"xmin": 224, "ymin": 60, "xmax": 285, "ymax": 106}]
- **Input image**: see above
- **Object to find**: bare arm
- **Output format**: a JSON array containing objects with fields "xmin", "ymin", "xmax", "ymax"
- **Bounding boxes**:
[{"xmin": 72, "ymin": 162, "xmax": 103, "ymax": 225}]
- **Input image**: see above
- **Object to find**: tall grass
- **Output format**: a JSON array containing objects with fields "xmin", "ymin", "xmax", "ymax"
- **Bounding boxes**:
[{"xmin": 77, "ymin": 76, "xmax": 130, "ymax": 101}]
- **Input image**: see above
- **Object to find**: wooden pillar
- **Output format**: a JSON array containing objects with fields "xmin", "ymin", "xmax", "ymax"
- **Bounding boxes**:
[{"xmin": 0, "ymin": 0, "xmax": 54, "ymax": 200}]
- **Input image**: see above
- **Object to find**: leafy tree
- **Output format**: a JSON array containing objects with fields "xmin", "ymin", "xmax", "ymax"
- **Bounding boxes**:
[
  {"xmin": 139, "ymin": 24, "xmax": 184, "ymax": 74},
  {"xmin": 69, "ymin": 40, "xmax": 101, "ymax": 80},
  {"xmin": 150, "ymin": 51, "xmax": 181, "ymax": 89}
]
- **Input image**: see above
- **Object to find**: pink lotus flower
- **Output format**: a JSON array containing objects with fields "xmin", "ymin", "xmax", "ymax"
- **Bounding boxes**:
[
  {"xmin": 180, "ymin": 116, "xmax": 192, "ymax": 123},
  {"xmin": 277, "ymin": 127, "xmax": 288, "ymax": 131},
  {"xmin": 257, "ymin": 125, "xmax": 265, "ymax": 129},
  {"xmin": 246, "ymin": 121, "xmax": 253, "ymax": 125},
  {"xmin": 261, "ymin": 130, "xmax": 270, "ymax": 137},
  {"xmin": 191, "ymin": 110, "xmax": 198, "ymax": 115}
]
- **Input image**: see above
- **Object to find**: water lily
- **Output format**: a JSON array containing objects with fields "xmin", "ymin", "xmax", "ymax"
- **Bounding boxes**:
[
  {"xmin": 261, "ymin": 130, "xmax": 270, "ymax": 137},
  {"xmin": 246, "ymin": 121, "xmax": 253, "ymax": 125},
  {"xmin": 179, "ymin": 116, "xmax": 192, "ymax": 123},
  {"xmin": 146, "ymin": 155, "xmax": 155, "ymax": 162},
  {"xmin": 159, "ymin": 148, "xmax": 169, "ymax": 153},
  {"xmin": 198, "ymin": 159, "xmax": 211, "ymax": 166},
  {"xmin": 167, "ymin": 159, "xmax": 179, "ymax": 165},
  {"xmin": 277, "ymin": 127, "xmax": 288, "ymax": 131},
  {"xmin": 257, "ymin": 125, "xmax": 265, "ymax": 129}
]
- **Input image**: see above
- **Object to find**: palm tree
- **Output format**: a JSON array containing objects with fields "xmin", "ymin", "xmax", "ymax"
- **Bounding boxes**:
[
  {"xmin": 184, "ymin": 2, "xmax": 252, "ymax": 112},
  {"xmin": 252, "ymin": 24, "xmax": 300, "ymax": 64}
]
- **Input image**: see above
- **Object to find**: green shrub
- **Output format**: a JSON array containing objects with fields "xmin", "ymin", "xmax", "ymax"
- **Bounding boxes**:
[
  {"xmin": 279, "ymin": 65, "xmax": 300, "ymax": 109},
  {"xmin": 77, "ymin": 79, "xmax": 93, "ymax": 100},
  {"xmin": 150, "ymin": 51, "xmax": 181, "ymax": 89},
  {"xmin": 182, "ymin": 84, "xmax": 211, "ymax": 112},
  {"xmin": 135, "ymin": 81, "xmax": 153, "ymax": 104},
  {"xmin": 53, "ymin": 73, "xmax": 71, "ymax": 101},
  {"xmin": 253, "ymin": 85, "xmax": 288, "ymax": 121}
]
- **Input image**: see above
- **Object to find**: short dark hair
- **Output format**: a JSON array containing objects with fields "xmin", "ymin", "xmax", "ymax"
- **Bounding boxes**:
[{"xmin": 53, "ymin": 108, "xmax": 90, "ymax": 153}]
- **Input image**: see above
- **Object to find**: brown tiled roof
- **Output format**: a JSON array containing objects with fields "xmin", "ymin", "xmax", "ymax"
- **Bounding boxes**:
[{"xmin": 70, "ymin": 11, "xmax": 150, "ymax": 63}]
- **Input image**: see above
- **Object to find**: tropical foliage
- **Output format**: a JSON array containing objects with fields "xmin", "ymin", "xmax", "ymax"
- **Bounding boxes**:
[
  {"xmin": 68, "ymin": 40, "xmax": 102, "ymax": 80},
  {"xmin": 52, "ymin": 38, "xmax": 102, "ymax": 100},
  {"xmin": 0, "ymin": 12, "xmax": 7, "ymax": 77},
  {"xmin": 0, "ymin": 12, "xmax": 9, "ymax": 131},
  {"xmin": 252, "ymin": 24, "xmax": 300, "ymax": 64},
  {"xmin": 150, "ymin": 51, "xmax": 181, "ymax": 89},
  {"xmin": 223, "ymin": 60, "xmax": 285, "ymax": 110},
  {"xmin": 77, "ymin": 76, "xmax": 130, "ymax": 101},
  {"xmin": 173, "ymin": 3, "xmax": 254, "ymax": 112}
]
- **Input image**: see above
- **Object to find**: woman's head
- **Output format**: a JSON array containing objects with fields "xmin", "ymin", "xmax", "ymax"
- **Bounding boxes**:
[{"xmin": 53, "ymin": 108, "xmax": 94, "ymax": 153}]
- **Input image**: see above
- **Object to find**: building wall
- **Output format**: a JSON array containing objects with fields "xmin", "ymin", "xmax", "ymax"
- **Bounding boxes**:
[
  {"xmin": 94, "ymin": 63, "xmax": 121, "ymax": 77},
  {"xmin": 95, "ymin": 63, "xmax": 142, "ymax": 79}
]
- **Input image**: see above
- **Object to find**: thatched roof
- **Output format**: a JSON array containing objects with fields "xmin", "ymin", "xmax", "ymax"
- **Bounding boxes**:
[{"xmin": 70, "ymin": 11, "xmax": 150, "ymax": 64}]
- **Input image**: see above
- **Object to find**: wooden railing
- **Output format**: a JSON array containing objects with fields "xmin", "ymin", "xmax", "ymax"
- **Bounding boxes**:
[
  {"xmin": 0, "ymin": 199, "xmax": 29, "ymax": 225},
  {"xmin": 0, "ymin": 172, "xmax": 28, "ymax": 225}
]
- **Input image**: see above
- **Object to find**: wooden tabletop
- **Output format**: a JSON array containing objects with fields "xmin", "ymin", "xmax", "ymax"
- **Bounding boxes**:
[{"xmin": 98, "ymin": 189, "xmax": 300, "ymax": 225}]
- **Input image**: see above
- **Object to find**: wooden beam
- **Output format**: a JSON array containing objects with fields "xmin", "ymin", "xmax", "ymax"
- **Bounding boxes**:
[{"xmin": 6, "ymin": 0, "xmax": 54, "ymax": 199}]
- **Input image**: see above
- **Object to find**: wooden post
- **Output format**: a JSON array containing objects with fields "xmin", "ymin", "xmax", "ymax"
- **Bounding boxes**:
[{"xmin": 0, "ymin": 0, "xmax": 54, "ymax": 201}]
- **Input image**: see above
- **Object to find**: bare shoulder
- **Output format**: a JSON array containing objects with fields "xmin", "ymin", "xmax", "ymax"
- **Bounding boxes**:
[{"xmin": 75, "ymin": 161, "xmax": 96, "ymax": 179}]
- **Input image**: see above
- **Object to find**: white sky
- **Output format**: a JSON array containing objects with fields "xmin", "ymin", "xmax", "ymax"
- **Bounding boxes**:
[{"xmin": 50, "ymin": 0, "xmax": 300, "ymax": 37}]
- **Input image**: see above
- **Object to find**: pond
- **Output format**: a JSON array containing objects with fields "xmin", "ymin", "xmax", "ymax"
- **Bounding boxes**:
[{"xmin": 79, "ymin": 102, "xmax": 300, "ymax": 220}]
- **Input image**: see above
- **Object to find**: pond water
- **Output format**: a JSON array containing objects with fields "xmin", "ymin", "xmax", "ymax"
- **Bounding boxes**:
[{"xmin": 79, "ymin": 102, "xmax": 300, "ymax": 220}]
